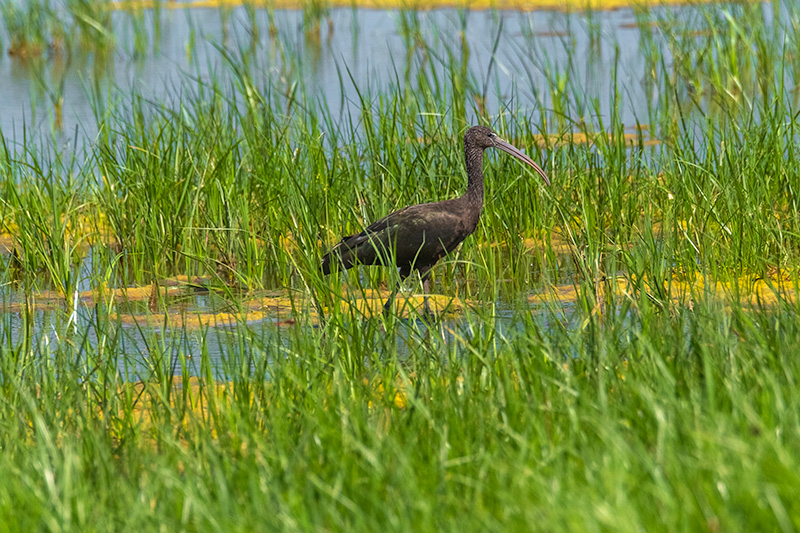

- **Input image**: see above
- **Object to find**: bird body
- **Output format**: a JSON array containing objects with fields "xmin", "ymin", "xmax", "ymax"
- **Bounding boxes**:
[
  {"xmin": 322, "ymin": 125, "xmax": 550, "ymax": 315},
  {"xmin": 321, "ymin": 196, "xmax": 480, "ymax": 278}
]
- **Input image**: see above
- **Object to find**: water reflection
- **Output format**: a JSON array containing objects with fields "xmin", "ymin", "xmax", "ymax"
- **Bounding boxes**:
[
  {"xmin": 1, "ymin": 5, "xmax": 676, "ymax": 144},
  {"xmin": 0, "ymin": 2, "xmax": 785, "ymax": 375}
]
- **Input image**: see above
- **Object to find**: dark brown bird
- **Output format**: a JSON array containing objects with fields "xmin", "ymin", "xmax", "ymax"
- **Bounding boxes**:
[{"xmin": 322, "ymin": 125, "xmax": 550, "ymax": 316}]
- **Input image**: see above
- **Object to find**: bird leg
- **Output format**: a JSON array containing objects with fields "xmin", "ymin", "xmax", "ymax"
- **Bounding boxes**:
[
  {"xmin": 381, "ymin": 283, "xmax": 401, "ymax": 317},
  {"xmin": 381, "ymin": 268, "xmax": 436, "ymax": 320},
  {"xmin": 418, "ymin": 268, "xmax": 435, "ymax": 321},
  {"xmin": 382, "ymin": 267, "xmax": 412, "ymax": 318}
]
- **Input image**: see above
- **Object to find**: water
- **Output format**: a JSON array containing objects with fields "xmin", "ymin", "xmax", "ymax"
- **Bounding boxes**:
[
  {"xmin": 0, "ymin": 2, "xmax": 778, "ymax": 373},
  {"xmin": 0, "ymin": 4, "xmax": 679, "ymax": 146}
]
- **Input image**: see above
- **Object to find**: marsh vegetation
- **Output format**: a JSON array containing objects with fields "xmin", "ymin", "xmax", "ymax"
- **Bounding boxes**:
[{"xmin": 0, "ymin": 0, "xmax": 799, "ymax": 529}]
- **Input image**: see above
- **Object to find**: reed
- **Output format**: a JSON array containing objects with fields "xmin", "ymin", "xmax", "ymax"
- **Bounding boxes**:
[{"xmin": 0, "ymin": 1, "xmax": 799, "ymax": 529}]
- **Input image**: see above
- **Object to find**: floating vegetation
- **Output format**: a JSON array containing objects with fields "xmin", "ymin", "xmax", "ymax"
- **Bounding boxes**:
[
  {"xmin": 0, "ymin": 0, "xmax": 799, "ymax": 530},
  {"xmin": 529, "ymin": 274, "xmax": 800, "ymax": 308}
]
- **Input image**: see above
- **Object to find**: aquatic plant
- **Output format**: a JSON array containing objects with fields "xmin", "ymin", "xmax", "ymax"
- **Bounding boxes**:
[{"xmin": 0, "ymin": 1, "xmax": 799, "ymax": 529}]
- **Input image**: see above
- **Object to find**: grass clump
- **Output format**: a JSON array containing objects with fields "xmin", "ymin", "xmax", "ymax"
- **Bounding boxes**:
[
  {"xmin": 1, "ymin": 1, "xmax": 800, "ymax": 530},
  {"xmin": 1, "ymin": 298, "xmax": 799, "ymax": 530}
]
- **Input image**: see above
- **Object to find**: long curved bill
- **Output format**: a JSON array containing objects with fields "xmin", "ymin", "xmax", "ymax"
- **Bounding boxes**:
[{"xmin": 493, "ymin": 136, "xmax": 551, "ymax": 186}]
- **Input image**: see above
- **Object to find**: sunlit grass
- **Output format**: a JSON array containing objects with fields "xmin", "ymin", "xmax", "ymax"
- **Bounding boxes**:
[{"xmin": 1, "ymin": 0, "xmax": 800, "ymax": 530}]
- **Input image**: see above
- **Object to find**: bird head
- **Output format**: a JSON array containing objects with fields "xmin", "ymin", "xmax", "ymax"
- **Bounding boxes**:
[
  {"xmin": 464, "ymin": 125, "xmax": 496, "ymax": 149},
  {"xmin": 465, "ymin": 125, "xmax": 550, "ymax": 186}
]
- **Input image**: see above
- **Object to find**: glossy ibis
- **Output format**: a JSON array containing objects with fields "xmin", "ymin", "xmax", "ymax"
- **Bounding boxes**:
[{"xmin": 321, "ymin": 125, "xmax": 550, "ymax": 316}]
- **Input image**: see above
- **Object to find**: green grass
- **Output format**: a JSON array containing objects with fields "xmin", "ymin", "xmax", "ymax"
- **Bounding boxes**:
[
  {"xmin": 1, "ymin": 0, "xmax": 800, "ymax": 530},
  {"xmin": 1, "ymin": 296, "xmax": 799, "ymax": 530}
]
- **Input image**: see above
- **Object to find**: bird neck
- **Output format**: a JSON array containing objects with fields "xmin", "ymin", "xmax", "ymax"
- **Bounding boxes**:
[{"xmin": 463, "ymin": 145, "xmax": 485, "ymax": 207}]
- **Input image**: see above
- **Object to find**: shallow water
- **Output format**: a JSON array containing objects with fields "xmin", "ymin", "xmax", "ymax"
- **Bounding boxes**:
[
  {"xmin": 0, "ymin": 1, "xmax": 788, "ymax": 373},
  {"xmin": 0, "ymin": 283, "xmax": 577, "ymax": 378},
  {"xmin": 0, "ymin": 3, "xmax": 714, "ymax": 146}
]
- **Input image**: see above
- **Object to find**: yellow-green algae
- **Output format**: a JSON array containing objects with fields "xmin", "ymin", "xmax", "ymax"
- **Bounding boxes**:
[
  {"xmin": 111, "ymin": 290, "xmax": 468, "ymax": 329},
  {"xmin": 110, "ymin": 374, "xmax": 409, "ymax": 447},
  {"xmin": 6, "ymin": 271, "xmax": 797, "ymax": 331},
  {"xmin": 0, "ymin": 232, "xmax": 13, "ymax": 254},
  {"xmin": 529, "ymin": 274, "xmax": 800, "ymax": 308},
  {"xmin": 0, "ymin": 274, "xmax": 468, "ymax": 327}
]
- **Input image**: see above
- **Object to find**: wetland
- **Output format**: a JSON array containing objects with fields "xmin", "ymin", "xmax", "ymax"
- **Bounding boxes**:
[{"xmin": 1, "ymin": 0, "xmax": 800, "ymax": 530}]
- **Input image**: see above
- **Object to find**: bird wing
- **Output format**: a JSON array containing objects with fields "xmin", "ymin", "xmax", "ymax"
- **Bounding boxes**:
[
  {"xmin": 322, "ymin": 201, "xmax": 473, "ymax": 275},
  {"xmin": 322, "ymin": 206, "xmax": 414, "ymax": 273}
]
